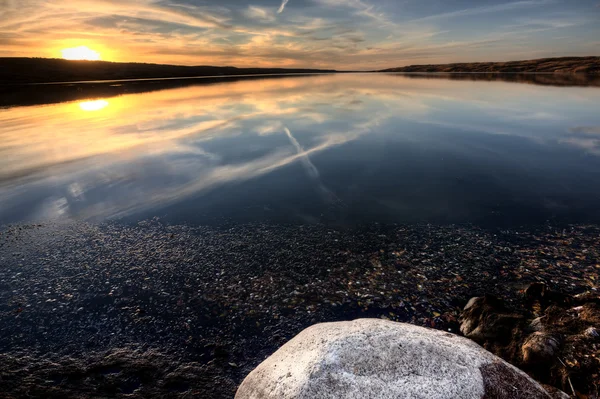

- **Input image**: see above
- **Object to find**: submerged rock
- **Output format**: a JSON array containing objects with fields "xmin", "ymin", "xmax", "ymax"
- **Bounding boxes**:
[
  {"xmin": 236, "ymin": 319, "xmax": 559, "ymax": 399},
  {"xmin": 521, "ymin": 332, "xmax": 561, "ymax": 365},
  {"xmin": 524, "ymin": 283, "xmax": 572, "ymax": 314},
  {"xmin": 528, "ymin": 317, "xmax": 546, "ymax": 332},
  {"xmin": 459, "ymin": 295, "xmax": 523, "ymax": 343},
  {"xmin": 584, "ymin": 326, "xmax": 599, "ymax": 338},
  {"xmin": 458, "ymin": 284, "xmax": 600, "ymax": 397}
]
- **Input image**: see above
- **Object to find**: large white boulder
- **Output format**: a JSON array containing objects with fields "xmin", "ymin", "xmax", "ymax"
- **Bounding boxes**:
[{"xmin": 236, "ymin": 319, "xmax": 558, "ymax": 399}]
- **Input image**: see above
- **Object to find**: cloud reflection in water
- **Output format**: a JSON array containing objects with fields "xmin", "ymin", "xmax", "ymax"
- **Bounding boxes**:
[{"xmin": 1, "ymin": 74, "xmax": 600, "ymax": 225}]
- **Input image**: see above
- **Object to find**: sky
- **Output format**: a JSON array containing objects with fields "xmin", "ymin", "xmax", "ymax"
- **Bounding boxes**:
[{"xmin": 0, "ymin": 0, "xmax": 599, "ymax": 69}]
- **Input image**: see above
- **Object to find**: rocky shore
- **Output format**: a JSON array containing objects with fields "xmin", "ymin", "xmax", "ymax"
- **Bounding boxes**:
[
  {"xmin": 460, "ymin": 285, "xmax": 599, "ymax": 397},
  {"xmin": 0, "ymin": 221, "xmax": 598, "ymax": 398}
]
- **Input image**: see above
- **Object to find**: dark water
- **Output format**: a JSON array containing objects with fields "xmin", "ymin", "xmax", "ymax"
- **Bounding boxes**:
[{"xmin": 2, "ymin": 73, "xmax": 600, "ymax": 227}]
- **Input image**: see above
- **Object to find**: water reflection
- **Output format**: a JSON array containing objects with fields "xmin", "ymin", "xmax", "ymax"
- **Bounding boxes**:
[
  {"xmin": 1, "ymin": 74, "xmax": 600, "ymax": 226},
  {"xmin": 396, "ymin": 72, "xmax": 600, "ymax": 88},
  {"xmin": 79, "ymin": 99, "xmax": 109, "ymax": 112},
  {"xmin": 2, "ymin": 73, "xmax": 599, "ymax": 110}
]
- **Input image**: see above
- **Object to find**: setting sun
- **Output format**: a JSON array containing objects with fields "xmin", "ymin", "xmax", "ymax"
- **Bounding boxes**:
[{"xmin": 61, "ymin": 46, "xmax": 101, "ymax": 61}]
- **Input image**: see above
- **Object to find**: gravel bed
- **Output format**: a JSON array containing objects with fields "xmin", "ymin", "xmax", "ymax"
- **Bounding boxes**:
[{"xmin": 0, "ymin": 220, "xmax": 598, "ymax": 398}]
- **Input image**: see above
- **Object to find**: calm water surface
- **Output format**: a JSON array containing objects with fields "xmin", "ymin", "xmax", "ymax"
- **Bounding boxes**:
[{"xmin": 2, "ymin": 74, "xmax": 600, "ymax": 227}]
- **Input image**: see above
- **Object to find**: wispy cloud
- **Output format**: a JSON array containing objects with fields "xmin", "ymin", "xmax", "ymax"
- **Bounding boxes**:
[
  {"xmin": 278, "ymin": 0, "xmax": 290, "ymax": 14},
  {"xmin": 410, "ymin": 0, "xmax": 554, "ymax": 23},
  {"xmin": 506, "ymin": 16, "xmax": 588, "ymax": 31},
  {"xmin": 245, "ymin": 6, "xmax": 276, "ymax": 22},
  {"xmin": 314, "ymin": 0, "xmax": 392, "ymax": 25}
]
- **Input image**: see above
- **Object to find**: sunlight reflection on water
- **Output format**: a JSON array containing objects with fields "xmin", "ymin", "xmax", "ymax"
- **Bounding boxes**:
[{"xmin": 79, "ymin": 99, "xmax": 109, "ymax": 112}]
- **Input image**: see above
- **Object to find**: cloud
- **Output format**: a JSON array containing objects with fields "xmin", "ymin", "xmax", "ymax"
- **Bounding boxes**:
[
  {"xmin": 314, "ymin": 0, "xmax": 392, "ymax": 25},
  {"xmin": 245, "ymin": 6, "xmax": 275, "ymax": 22},
  {"xmin": 278, "ymin": 0, "xmax": 290, "ymax": 14},
  {"xmin": 504, "ymin": 15, "xmax": 589, "ymax": 32},
  {"xmin": 410, "ymin": 0, "xmax": 554, "ymax": 23}
]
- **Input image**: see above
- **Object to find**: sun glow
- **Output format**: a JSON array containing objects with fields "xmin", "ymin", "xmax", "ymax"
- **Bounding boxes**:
[{"xmin": 61, "ymin": 46, "xmax": 101, "ymax": 61}]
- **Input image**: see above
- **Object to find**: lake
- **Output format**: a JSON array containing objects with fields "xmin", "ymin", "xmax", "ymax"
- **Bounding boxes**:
[{"xmin": 1, "ymin": 73, "xmax": 600, "ymax": 227}]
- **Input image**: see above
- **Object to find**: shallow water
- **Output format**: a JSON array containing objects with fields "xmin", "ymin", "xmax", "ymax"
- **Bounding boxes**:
[{"xmin": 2, "ymin": 73, "xmax": 600, "ymax": 227}]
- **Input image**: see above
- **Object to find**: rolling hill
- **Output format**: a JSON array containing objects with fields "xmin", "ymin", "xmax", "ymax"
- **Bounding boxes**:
[
  {"xmin": 379, "ymin": 56, "xmax": 600, "ymax": 74},
  {"xmin": 0, "ymin": 58, "xmax": 337, "ymax": 84}
]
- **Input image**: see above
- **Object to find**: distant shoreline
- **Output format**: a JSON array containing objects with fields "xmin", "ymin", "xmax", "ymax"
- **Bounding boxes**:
[
  {"xmin": 0, "ymin": 58, "xmax": 339, "ymax": 85},
  {"xmin": 378, "ymin": 56, "xmax": 600, "ymax": 74},
  {"xmin": 1, "ymin": 56, "xmax": 598, "ymax": 85}
]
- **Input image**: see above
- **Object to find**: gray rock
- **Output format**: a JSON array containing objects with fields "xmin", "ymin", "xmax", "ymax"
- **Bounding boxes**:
[
  {"xmin": 236, "ymin": 319, "xmax": 558, "ymax": 399},
  {"xmin": 542, "ymin": 384, "xmax": 571, "ymax": 399}
]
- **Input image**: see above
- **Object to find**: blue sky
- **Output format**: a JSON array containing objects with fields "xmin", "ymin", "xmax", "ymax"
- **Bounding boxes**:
[{"xmin": 0, "ymin": 0, "xmax": 598, "ymax": 69}]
